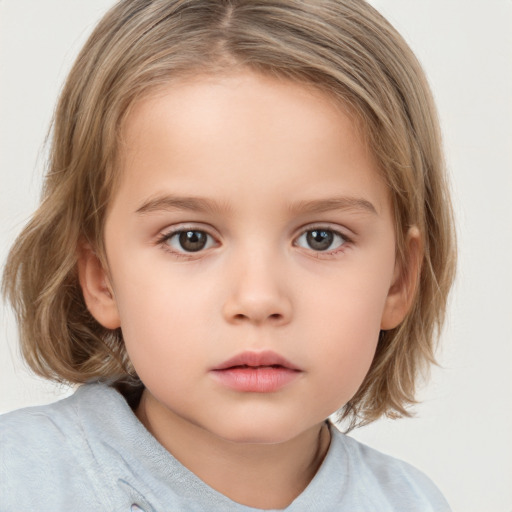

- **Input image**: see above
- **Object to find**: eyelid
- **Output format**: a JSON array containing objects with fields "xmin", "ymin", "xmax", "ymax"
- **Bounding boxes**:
[
  {"xmin": 157, "ymin": 222, "xmax": 220, "ymax": 239},
  {"xmin": 293, "ymin": 223, "xmax": 353, "ymax": 242},
  {"xmin": 154, "ymin": 222, "xmax": 353, "ymax": 258},
  {"xmin": 293, "ymin": 224, "xmax": 354, "ymax": 255},
  {"xmin": 156, "ymin": 223, "xmax": 220, "ymax": 255}
]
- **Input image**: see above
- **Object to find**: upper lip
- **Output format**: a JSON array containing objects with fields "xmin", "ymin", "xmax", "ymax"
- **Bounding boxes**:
[{"xmin": 212, "ymin": 350, "xmax": 301, "ymax": 371}]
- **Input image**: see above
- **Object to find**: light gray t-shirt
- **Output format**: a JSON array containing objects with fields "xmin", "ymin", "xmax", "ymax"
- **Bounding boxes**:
[{"xmin": 0, "ymin": 383, "xmax": 451, "ymax": 511}]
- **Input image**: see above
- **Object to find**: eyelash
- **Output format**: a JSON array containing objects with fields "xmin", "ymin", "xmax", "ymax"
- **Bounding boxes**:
[
  {"xmin": 294, "ymin": 226, "xmax": 351, "ymax": 256},
  {"xmin": 156, "ymin": 226, "xmax": 218, "ymax": 259},
  {"xmin": 156, "ymin": 225, "xmax": 352, "ymax": 259}
]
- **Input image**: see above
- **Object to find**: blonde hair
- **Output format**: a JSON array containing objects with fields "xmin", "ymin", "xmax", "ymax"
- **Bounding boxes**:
[{"xmin": 3, "ymin": 0, "xmax": 456, "ymax": 428}]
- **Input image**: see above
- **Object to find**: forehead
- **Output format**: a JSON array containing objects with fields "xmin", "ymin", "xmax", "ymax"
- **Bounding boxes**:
[
  {"xmin": 113, "ymin": 70, "xmax": 389, "ymax": 217},
  {"xmin": 122, "ymin": 71, "xmax": 357, "ymax": 152}
]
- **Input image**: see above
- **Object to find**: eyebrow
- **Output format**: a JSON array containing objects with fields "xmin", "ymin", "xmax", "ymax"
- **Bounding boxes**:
[
  {"xmin": 135, "ymin": 194, "xmax": 378, "ymax": 216},
  {"xmin": 135, "ymin": 195, "xmax": 228, "ymax": 215},
  {"xmin": 288, "ymin": 197, "xmax": 378, "ymax": 216}
]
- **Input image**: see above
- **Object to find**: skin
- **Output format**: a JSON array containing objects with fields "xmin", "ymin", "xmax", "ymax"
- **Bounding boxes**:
[{"xmin": 79, "ymin": 71, "xmax": 420, "ymax": 509}]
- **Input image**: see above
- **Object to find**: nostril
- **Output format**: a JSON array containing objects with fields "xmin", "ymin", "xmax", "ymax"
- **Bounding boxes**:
[
  {"xmin": 223, "ymin": 293, "xmax": 292, "ymax": 325},
  {"xmin": 233, "ymin": 312, "xmax": 283, "ymax": 322}
]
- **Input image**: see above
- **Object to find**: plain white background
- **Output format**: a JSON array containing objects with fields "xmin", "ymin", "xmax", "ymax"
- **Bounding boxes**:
[{"xmin": 1, "ymin": 1, "xmax": 511, "ymax": 511}]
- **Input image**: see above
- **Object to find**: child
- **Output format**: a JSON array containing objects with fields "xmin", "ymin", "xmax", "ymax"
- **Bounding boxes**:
[{"xmin": 1, "ymin": 0, "xmax": 456, "ymax": 510}]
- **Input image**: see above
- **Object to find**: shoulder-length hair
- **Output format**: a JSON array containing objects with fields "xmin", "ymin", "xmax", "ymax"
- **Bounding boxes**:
[{"xmin": 3, "ymin": 0, "xmax": 456, "ymax": 429}]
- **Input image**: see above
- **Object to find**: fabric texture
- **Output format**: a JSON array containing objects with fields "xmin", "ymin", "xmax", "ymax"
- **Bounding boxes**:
[{"xmin": 0, "ymin": 383, "xmax": 451, "ymax": 512}]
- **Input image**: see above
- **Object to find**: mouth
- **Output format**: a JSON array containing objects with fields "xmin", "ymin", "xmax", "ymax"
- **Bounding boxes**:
[
  {"xmin": 213, "ymin": 350, "xmax": 300, "ymax": 371},
  {"xmin": 210, "ymin": 350, "xmax": 302, "ymax": 393}
]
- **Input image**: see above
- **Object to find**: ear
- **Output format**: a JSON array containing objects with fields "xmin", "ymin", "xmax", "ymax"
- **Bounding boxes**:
[
  {"xmin": 380, "ymin": 226, "xmax": 423, "ymax": 330},
  {"xmin": 77, "ymin": 243, "xmax": 121, "ymax": 330}
]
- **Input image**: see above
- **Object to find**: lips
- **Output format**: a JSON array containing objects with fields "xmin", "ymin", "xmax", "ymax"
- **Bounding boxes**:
[
  {"xmin": 210, "ymin": 350, "xmax": 302, "ymax": 393},
  {"xmin": 213, "ymin": 350, "xmax": 300, "ymax": 371}
]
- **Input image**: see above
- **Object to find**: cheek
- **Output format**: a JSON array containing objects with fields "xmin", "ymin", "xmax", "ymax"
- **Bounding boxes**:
[
  {"xmin": 308, "ymin": 313, "xmax": 380, "ymax": 415},
  {"xmin": 304, "ymin": 269, "xmax": 391, "ymax": 390},
  {"xmin": 309, "ymin": 261, "xmax": 391, "ymax": 337},
  {"xmin": 111, "ymin": 266, "xmax": 214, "ymax": 374},
  {"xmin": 317, "ymin": 301, "xmax": 381, "ymax": 380}
]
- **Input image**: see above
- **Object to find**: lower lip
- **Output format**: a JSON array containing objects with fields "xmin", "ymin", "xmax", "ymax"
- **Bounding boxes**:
[{"xmin": 211, "ymin": 367, "xmax": 301, "ymax": 392}]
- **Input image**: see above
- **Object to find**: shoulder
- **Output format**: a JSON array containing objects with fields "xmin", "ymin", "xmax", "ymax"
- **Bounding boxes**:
[
  {"xmin": 0, "ymin": 384, "xmax": 119, "ymax": 511},
  {"xmin": 1, "ymin": 389, "xmax": 82, "ymax": 470},
  {"xmin": 328, "ymin": 426, "xmax": 451, "ymax": 511},
  {"xmin": 0, "ymin": 383, "xmax": 112, "ymax": 454}
]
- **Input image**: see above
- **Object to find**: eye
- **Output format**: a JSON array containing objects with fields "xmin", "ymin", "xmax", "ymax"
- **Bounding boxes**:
[
  {"xmin": 295, "ymin": 228, "xmax": 346, "ymax": 252},
  {"xmin": 163, "ymin": 229, "xmax": 216, "ymax": 253}
]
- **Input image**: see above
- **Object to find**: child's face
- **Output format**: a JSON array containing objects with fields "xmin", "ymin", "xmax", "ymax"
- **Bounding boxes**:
[{"xmin": 85, "ymin": 71, "xmax": 409, "ymax": 444}]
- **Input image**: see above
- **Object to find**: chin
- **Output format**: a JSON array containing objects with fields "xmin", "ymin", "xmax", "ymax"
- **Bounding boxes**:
[{"xmin": 210, "ymin": 416, "xmax": 307, "ymax": 446}]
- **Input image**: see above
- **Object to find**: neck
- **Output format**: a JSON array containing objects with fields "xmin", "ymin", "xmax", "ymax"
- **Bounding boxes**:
[{"xmin": 136, "ymin": 390, "xmax": 331, "ymax": 509}]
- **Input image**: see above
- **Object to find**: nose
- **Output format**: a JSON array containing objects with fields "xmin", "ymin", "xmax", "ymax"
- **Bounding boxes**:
[{"xmin": 222, "ymin": 249, "xmax": 293, "ymax": 326}]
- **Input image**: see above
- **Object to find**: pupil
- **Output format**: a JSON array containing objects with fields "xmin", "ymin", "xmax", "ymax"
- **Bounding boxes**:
[
  {"xmin": 179, "ymin": 231, "xmax": 207, "ymax": 252},
  {"xmin": 307, "ymin": 230, "xmax": 333, "ymax": 251}
]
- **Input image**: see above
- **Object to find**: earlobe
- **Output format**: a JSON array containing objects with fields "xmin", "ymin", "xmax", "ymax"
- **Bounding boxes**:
[
  {"xmin": 380, "ymin": 227, "xmax": 422, "ymax": 331},
  {"xmin": 77, "ymin": 244, "xmax": 121, "ymax": 330}
]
